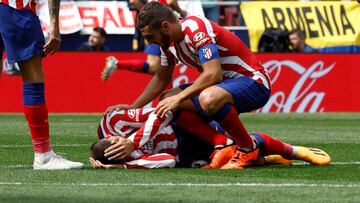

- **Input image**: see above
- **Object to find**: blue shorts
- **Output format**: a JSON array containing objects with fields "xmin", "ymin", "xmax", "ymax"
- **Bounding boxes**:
[
  {"xmin": 0, "ymin": 4, "xmax": 45, "ymax": 63},
  {"xmin": 144, "ymin": 44, "xmax": 161, "ymax": 56},
  {"xmin": 215, "ymin": 77, "xmax": 270, "ymax": 113},
  {"xmin": 179, "ymin": 77, "xmax": 271, "ymax": 113}
]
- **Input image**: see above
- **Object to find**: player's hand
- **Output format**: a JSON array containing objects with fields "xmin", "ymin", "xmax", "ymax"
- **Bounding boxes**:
[
  {"xmin": 104, "ymin": 137, "xmax": 135, "ymax": 161},
  {"xmin": 105, "ymin": 104, "xmax": 132, "ymax": 115},
  {"xmin": 155, "ymin": 95, "xmax": 180, "ymax": 118},
  {"xmin": 43, "ymin": 25, "xmax": 61, "ymax": 55},
  {"xmin": 179, "ymin": 10, "xmax": 187, "ymax": 18},
  {"xmin": 89, "ymin": 157, "xmax": 124, "ymax": 169}
]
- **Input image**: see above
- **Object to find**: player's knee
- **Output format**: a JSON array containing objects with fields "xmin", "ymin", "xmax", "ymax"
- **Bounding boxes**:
[{"xmin": 199, "ymin": 90, "xmax": 220, "ymax": 115}]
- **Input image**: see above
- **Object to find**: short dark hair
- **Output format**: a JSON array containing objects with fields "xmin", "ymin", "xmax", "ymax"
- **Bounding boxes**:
[
  {"xmin": 289, "ymin": 30, "xmax": 305, "ymax": 39},
  {"xmin": 93, "ymin": 27, "xmax": 107, "ymax": 38},
  {"xmin": 137, "ymin": 1, "xmax": 177, "ymax": 30},
  {"xmin": 89, "ymin": 139, "xmax": 120, "ymax": 164}
]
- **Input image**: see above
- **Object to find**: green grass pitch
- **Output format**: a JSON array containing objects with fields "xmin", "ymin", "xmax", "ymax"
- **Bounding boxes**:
[{"xmin": 0, "ymin": 113, "xmax": 359, "ymax": 203}]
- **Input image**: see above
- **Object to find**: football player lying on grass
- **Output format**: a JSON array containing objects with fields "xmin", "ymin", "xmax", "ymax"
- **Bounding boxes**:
[{"xmin": 89, "ymin": 107, "xmax": 331, "ymax": 169}]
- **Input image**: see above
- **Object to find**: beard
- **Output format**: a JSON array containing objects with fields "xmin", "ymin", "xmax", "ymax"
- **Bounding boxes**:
[{"xmin": 160, "ymin": 32, "xmax": 171, "ymax": 50}]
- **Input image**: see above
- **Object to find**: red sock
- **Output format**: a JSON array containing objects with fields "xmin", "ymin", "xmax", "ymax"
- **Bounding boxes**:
[
  {"xmin": 175, "ymin": 111, "xmax": 228, "ymax": 148},
  {"xmin": 24, "ymin": 104, "xmax": 52, "ymax": 153},
  {"xmin": 215, "ymin": 105, "xmax": 254, "ymax": 149},
  {"xmin": 257, "ymin": 133, "xmax": 293, "ymax": 159},
  {"xmin": 117, "ymin": 60, "xmax": 149, "ymax": 73}
]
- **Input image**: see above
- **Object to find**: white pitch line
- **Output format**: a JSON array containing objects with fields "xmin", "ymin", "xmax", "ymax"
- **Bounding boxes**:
[
  {"xmin": 0, "ymin": 144, "xmax": 88, "ymax": 148},
  {"xmin": 0, "ymin": 182, "xmax": 359, "ymax": 188},
  {"xmin": 0, "ymin": 161, "xmax": 358, "ymax": 169},
  {"xmin": 293, "ymin": 161, "xmax": 360, "ymax": 165}
]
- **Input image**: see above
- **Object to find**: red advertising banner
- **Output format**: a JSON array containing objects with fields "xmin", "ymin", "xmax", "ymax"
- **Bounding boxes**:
[
  {"xmin": 0, "ymin": 53, "xmax": 359, "ymax": 113},
  {"xmin": 257, "ymin": 54, "xmax": 360, "ymax": 113}
]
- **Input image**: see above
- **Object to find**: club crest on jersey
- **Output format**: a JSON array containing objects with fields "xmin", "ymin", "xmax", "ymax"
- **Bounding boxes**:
[
  {"xmin": 127, "ymin": 109, "xmax": 136, "ymax": 118},
  {"xmin": 193, "ymin": 32, "xmax": 206, "ymax": 42},
  {"xmin": 202, "ymin": 47, "xmax": 213, "ymax": 59}
]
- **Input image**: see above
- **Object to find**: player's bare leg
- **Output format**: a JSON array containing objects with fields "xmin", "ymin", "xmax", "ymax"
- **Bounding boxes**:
[{"xmin": 19, "ymin": 55, "xmax": 83, "ymax": 170}]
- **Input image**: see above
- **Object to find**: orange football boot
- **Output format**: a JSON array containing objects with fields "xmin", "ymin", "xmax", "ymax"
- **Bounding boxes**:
[
  {"xmin": 221, "ymin": 147, "xmax": 260, "ymax": 170},
  {"xmin": 264, "ymin": 155, "xmax": 293, "ymax": 165},
  {"xmin": 202, "ymin": 145, "xmax": 236, "ymax": 169}
]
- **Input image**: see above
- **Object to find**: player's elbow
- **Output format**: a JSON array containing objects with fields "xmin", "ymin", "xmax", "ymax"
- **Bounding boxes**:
[{"xmin": 205, "ymin": 72, "xmax": 223, "ymax": 85}]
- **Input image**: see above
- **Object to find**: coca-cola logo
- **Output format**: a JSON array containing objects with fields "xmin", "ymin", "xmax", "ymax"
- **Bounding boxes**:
[{"xmin": 258, "ymin": 60, "xmax": 335, "ymax": 113}]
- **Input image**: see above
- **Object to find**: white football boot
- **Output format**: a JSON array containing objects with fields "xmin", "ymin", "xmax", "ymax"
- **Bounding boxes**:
[
  {"xmin": 33, "ymin": 150, "xmax": 84, "ymax": 170},
  {"xmin": 101, "ymin": 56, "xmax": 118, "ymax": 81}
]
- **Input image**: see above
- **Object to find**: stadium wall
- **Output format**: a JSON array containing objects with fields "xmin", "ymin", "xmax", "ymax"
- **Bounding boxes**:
[{"xmin": 0, "ymin": 53, "xmax": 359, "ymax": 113}]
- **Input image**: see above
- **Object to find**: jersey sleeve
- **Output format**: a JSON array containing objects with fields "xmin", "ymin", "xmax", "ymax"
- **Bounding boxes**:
[
  {"xmin": 124, "ymin": 153, "xmax": 176, "ymax": 169},
  {"xmin": 100, "ymin": 108, "xmax": 154, "ymax": 138},
  {"xmin": 182, "ymin": 17, "xmax": 220, "ymax": 64},
  {"xmin": 127, "ymin": 111, "xmax": 173, "ymax": 149}
]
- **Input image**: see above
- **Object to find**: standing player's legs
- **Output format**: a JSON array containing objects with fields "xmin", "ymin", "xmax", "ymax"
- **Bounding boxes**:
[{"xmin": 0, "ymin": 5, "xmax": 83, "ymax": 170}]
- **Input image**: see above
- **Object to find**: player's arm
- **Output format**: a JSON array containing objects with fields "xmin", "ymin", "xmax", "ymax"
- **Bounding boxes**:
[
  {"xmin": 129, "ymin": 0, "xmax": 146, "ymax": 11},
  {"xmin": 176, "ymin": 50, "xmax": 222, "ymax": 102},
  {"xmin": 131, "ymin": 64, "xmax": 174, "ymax": 108},
  {"xmin": 44, "ymin": 0, "xmax": 61, "ymax": 55},
  {"xmin": 166, "ymin": 0, "xmax": 187, "ymax": 18},
  {"xmin": 155, "ymin": 44, "xmax": 222, "ymax": 117}
]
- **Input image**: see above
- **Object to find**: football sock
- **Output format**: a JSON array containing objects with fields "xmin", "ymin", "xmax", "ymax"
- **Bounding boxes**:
[
  {"xmin": 212, "ymin": 104, "xmax": 255, "ymax": 151},
  {"xmin": 117, "ymin": 60, "xmax": 149, "ymax": 73},
  {"xmin": 23, "ymin": 83, "xmax": 52, "ymax": 153},
  {"xmin": 252, "ymin": 133, "xmax": 294, "ymax": 159},
  {"xmin": 174, "ymin": 111, "xmax": 229, "ymax": 148}
]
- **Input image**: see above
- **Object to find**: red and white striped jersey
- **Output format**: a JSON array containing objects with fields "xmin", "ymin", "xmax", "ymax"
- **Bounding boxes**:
[
  {"xmin": 0, "ymin": 0, "xmax": 37, "ymax": 13},
  {"xmin": 98, "ymin": 108, "xmax": 178, "ymax": 157},
  {"xmin": 160, "ymin": 16, "xmax": 271, "ymax": 89}
]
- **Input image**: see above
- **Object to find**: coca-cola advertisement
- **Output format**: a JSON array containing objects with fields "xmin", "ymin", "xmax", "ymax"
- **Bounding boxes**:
[
  {"xmin": 257, "ymin": 54, "xmax": 359, "ymax": 113},
  {"xmin": 0, "ymin": 53, "xmax": 359, "ymax": 113}
]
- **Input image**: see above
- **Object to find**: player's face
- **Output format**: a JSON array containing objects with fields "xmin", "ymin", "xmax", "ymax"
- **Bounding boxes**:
[{"xmin": 141, "ymin": 26, "xmax": 162, "ymax": 45}]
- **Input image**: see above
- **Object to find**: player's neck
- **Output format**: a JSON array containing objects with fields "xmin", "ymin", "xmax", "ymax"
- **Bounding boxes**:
[{"xmin": 172, "ymin": 23, "xmax": 184, "ymax": 43}]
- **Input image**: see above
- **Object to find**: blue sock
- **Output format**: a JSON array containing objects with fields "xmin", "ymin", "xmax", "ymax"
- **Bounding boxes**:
[
  {"xmin": 191, "ymin": 97, "xmax": 211, "ymax": 122},
  {"xmin": 23, "ymin": 83, "xmax": 45, "ymax": 106}
]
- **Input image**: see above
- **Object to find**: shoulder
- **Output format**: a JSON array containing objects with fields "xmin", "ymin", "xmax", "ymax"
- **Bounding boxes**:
[{"xmin": 181, "ymin": 16, "xmax": 209, "ymax": 33}]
